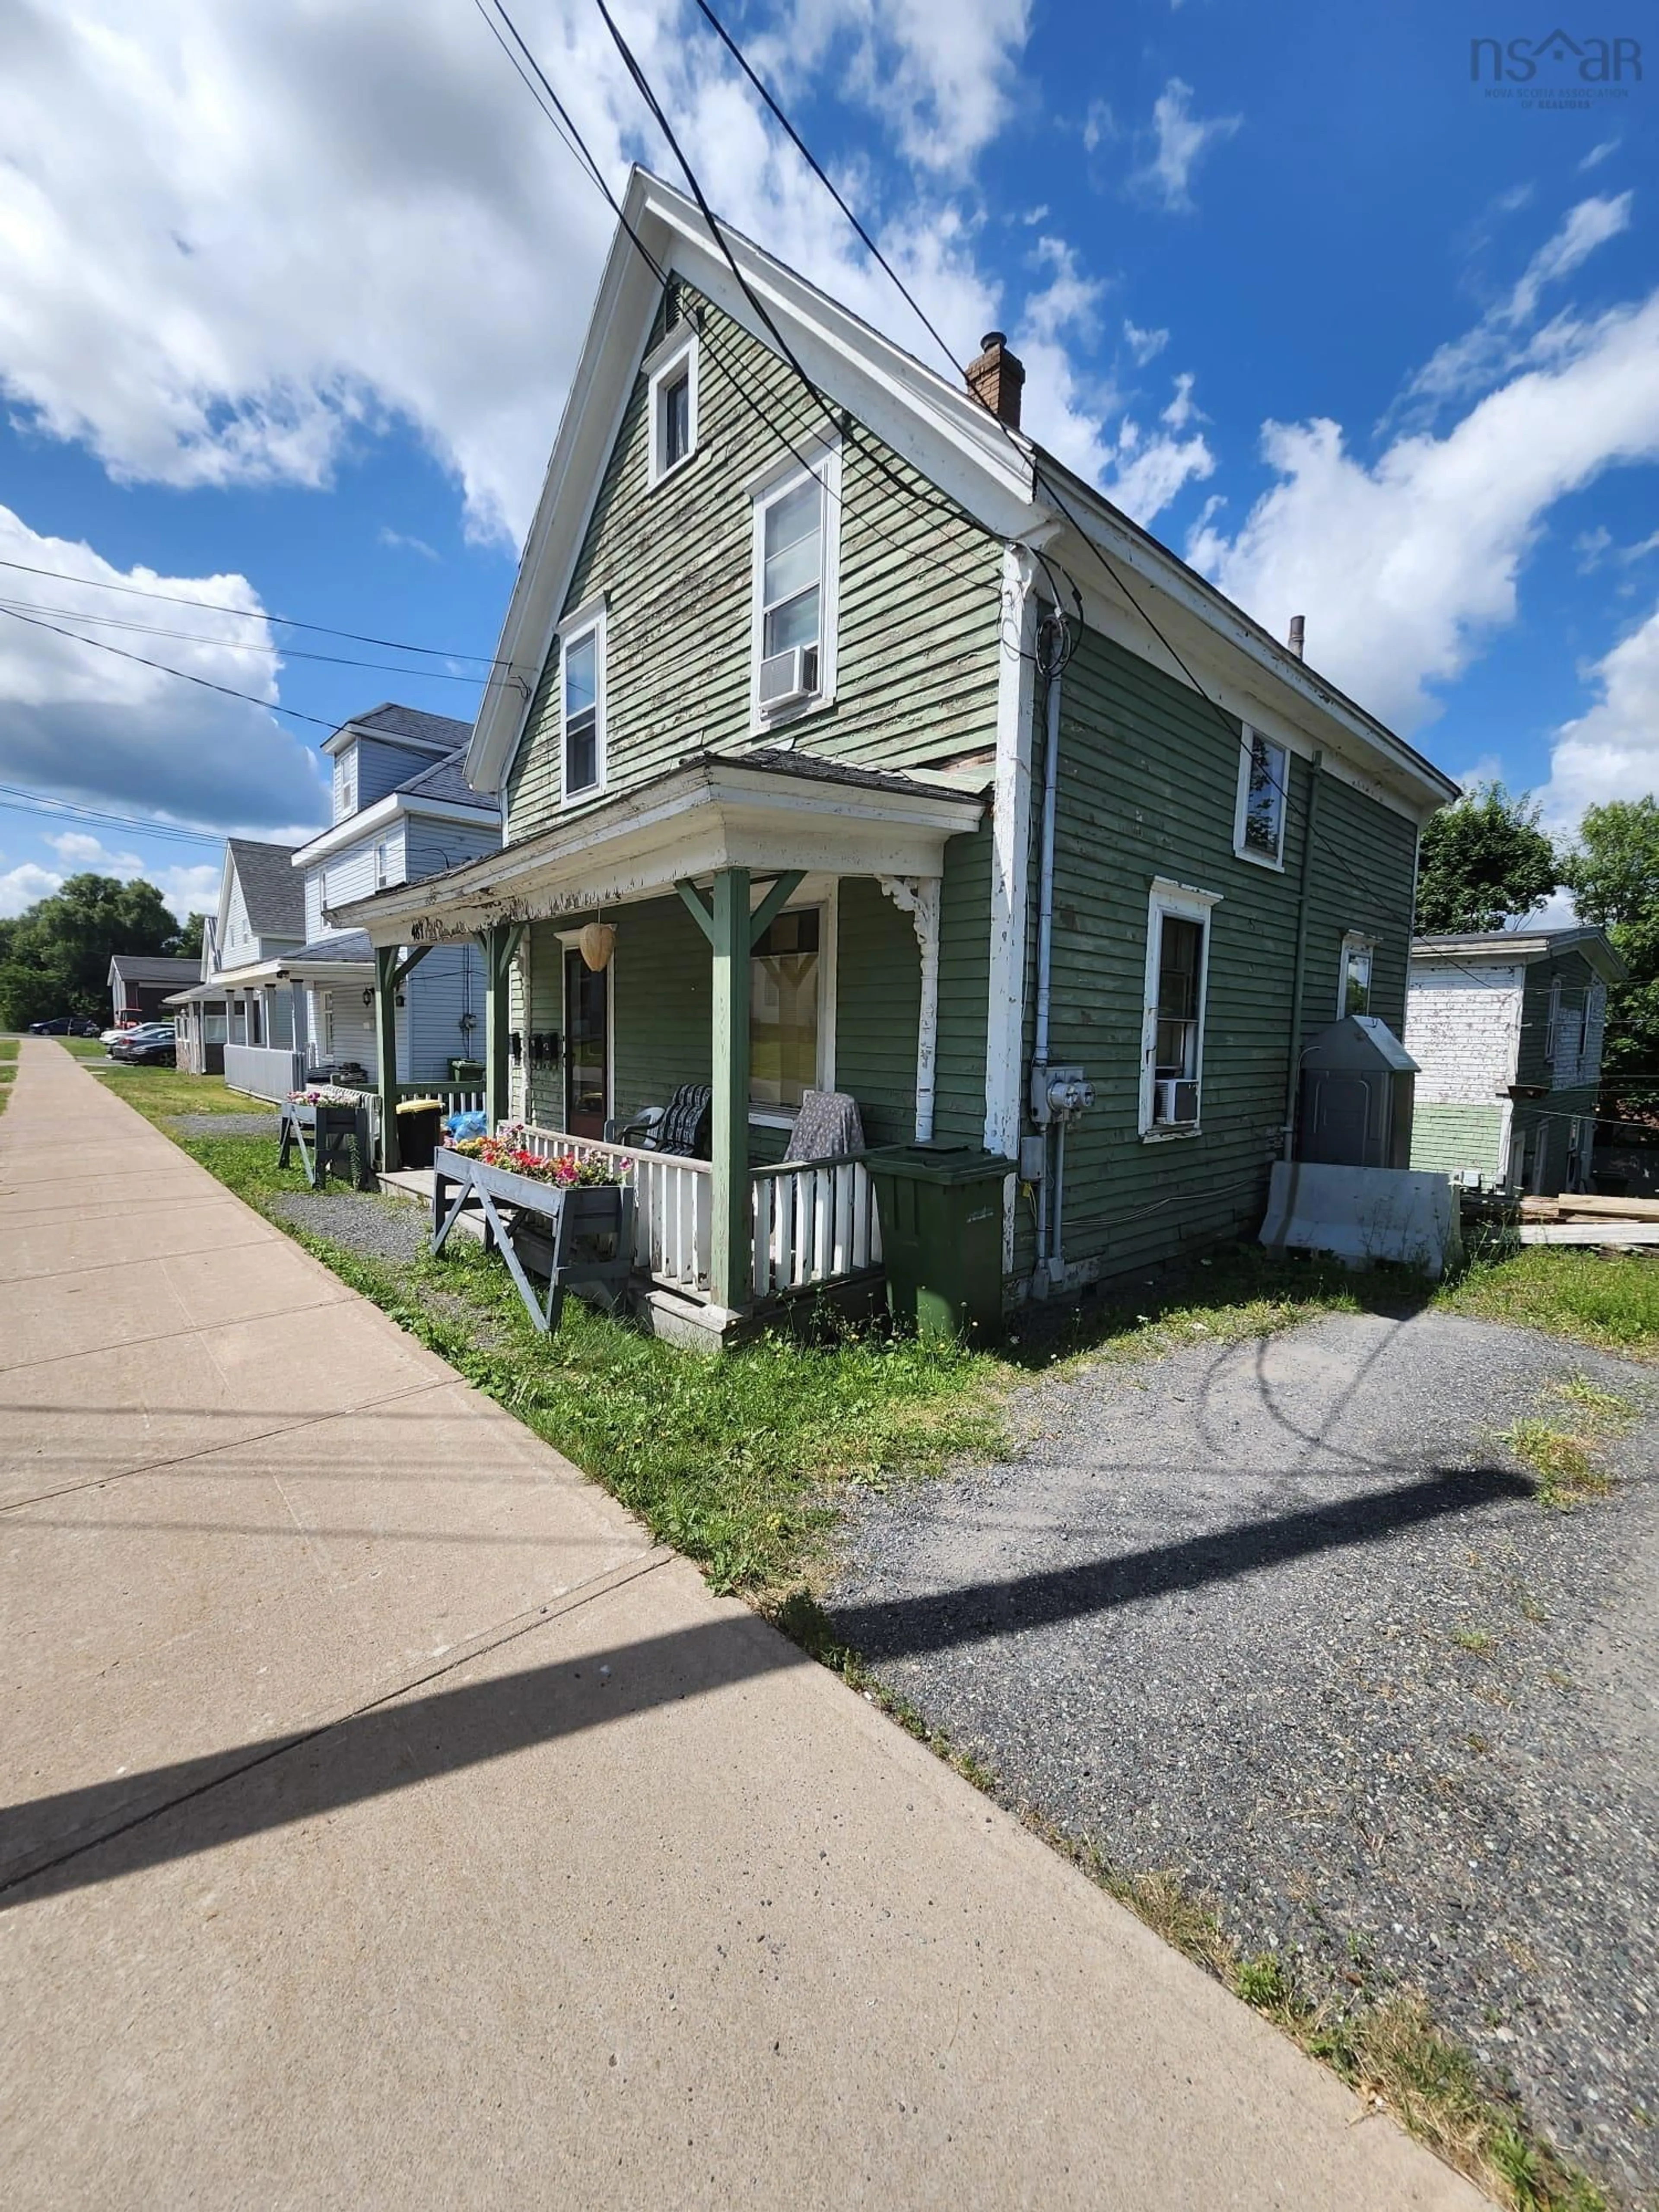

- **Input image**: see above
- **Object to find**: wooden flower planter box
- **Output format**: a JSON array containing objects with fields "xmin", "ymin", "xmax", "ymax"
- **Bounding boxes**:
[
  {"xmin": 278, "ymin": 1099, "xmax": 374, "ymax": 1191},
  {"xmin": 430, "ymin": 1146, "xmax": 636, "ymax": 1333}
]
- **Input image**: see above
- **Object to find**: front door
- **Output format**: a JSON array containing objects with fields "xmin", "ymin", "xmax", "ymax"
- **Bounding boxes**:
[{"xmin": 564, "ymin": 947, "xmax": 609, "ymax": 1137}]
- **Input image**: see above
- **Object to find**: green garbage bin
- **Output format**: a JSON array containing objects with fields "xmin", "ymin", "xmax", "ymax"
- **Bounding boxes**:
[{"xmin": 866, "ymin": 1143, "xmax": 1015, "ymax": 1344}]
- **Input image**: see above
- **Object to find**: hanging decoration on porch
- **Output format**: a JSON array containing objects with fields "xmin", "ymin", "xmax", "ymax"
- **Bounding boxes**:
[{"xmin": 579, "ymin": 919, "xmax": 617, "ymax": 972}]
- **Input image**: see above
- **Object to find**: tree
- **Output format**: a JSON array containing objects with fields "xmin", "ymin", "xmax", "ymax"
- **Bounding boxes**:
[
  {"xmin": 0, "ymin": 873, "xmax": 181, "ymax": 1029},
  {"xmin": 168, "ymin": 911, "xmax": 207, "ymax": 960},
  {"xmin": 1414, "ymin": 782, "xmax": 1560, "ymax": 934},
  {"xmin": 1559, "ymin": 796, "xmax": 1659, "ymax": 1120}
]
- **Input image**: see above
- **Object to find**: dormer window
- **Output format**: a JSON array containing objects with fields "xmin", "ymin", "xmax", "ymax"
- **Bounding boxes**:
[{"xmin": 646, "ymin": 326, "xmax": 698, "ymax": 489}]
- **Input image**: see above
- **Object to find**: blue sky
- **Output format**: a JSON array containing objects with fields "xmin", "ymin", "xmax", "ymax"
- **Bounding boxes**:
[{"xmin": 0, "ymin": 0, "xmax": 1654, "ymax": 919}]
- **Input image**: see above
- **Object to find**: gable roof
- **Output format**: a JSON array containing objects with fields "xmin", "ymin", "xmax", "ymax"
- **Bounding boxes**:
[
  {"xmin": 327, "ymin": 702, "xmax": 474, "ymax": 758},
  {"xmin": 107, "ymin": 953, "xmax": 200, "ymax": 986},
  {"xmin": 225, "ymin": 838, "xmax": 305, "ymax": 940},
  {"xmin": 466, "ymin": 168, "xmax": 1458, "ymax": 825}
]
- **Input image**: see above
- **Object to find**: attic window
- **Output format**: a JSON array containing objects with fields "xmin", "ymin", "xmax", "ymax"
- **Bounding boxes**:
[
  {"xmin": 1234, "ymin": 728, "xmax": 1287, "ymax": 868},
  {"xmin": 646, "ymin": 327, "xmax": 698, "ymax": 489}
]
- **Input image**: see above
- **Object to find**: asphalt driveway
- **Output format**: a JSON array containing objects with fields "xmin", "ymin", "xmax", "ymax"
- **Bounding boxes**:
[{"xmin": 830, "ymin": 1308, "xmax": 1659, "ymax": 2204}]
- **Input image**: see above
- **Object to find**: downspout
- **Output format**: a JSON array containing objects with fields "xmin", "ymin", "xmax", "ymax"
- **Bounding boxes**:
[
  {"xmin": 1031, "ymin": 631, "xmax": 1063, "ymax": 1291},
  {"xmin": 1282, "ymin": 748, "xmax": 1323, "ymax": 1159}
]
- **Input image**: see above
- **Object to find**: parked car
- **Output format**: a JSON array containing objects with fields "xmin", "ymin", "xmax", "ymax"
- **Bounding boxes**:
[
  {"xmin": 28, "ymin": 1014, "xmax": 99, "ymax": 1036},
  {"xmin": 100, "ymin": 1022, "xmax": 139, "ymax": 1046},
  {"xmin": 108, "ymin": 1023, "xmax": 178, "ymax": 1066}
]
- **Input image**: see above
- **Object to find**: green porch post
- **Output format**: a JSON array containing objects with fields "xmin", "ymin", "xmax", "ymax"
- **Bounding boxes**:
[
  {"xmin": 480, "ymin": 922, "xmax": 525, "ymax": 1133},
  {"xmin": 709, "ymin": 866, "xmax": 752, "ymax": 1312},
  {"xmin": 374, "ymin": 945, "xmax": 402, "ymax": 1171}
]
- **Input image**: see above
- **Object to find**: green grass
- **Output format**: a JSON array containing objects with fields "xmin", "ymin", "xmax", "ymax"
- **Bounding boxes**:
[{"xmin": 1440, "ymin": 1243, "xmax": 1659, "ymax": 1361}]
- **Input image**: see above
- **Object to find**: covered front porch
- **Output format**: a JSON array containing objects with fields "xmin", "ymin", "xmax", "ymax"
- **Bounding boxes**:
[{"xmin": 336, "ymin": 750, "xmax": 986, "ymax": 1338}]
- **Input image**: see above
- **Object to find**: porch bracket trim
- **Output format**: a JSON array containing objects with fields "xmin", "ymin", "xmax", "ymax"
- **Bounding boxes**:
[
  {"xmin": 675, "ymin": 877, "xmax": 715, "ymax": 944},
  {"xmin": 880, "ymin": 873, "xmax": 943, "ymax": 1143},
  {"xmin": 747, "ymin": 870, "xmax": 806, "ymax": 947}
]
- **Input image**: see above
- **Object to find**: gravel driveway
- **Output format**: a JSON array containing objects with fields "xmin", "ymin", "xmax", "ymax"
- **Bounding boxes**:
[{"xmin": 829, "ymin": 1309, "xmax": 1659, "ymax": 2202}]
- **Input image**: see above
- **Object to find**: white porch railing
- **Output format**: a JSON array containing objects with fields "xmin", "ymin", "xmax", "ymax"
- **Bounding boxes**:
[
  {"xmin": 224, "ymin": 1042, "xmax": 305, "ymax": 1102},
  {"xmin": 513, "ymin": 1125, "xmax": 880, "ymax": 1306},
  {"xmin": 516, "ymin": 1128, "xmax": 712, "ymax": 1299},
  {"xmin": 751, "ymin": 1156, "xmax": 883, "ymax": 1297}
]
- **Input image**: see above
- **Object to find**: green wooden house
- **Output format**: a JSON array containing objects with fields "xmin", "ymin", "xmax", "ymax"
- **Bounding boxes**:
[{"xmin": 337, "ymin": 169, "xmax": 1457, "ymax": 1344}]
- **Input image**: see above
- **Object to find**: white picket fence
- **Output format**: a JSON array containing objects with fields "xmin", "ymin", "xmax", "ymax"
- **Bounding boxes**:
[{"xmin": 514, "ymin": 1125, "xmax": 880, "ymax": 1304}]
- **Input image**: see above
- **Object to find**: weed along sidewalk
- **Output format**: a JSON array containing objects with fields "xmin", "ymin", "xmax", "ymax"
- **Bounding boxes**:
[{"xmin": 0, "ymin": 1039, "xmax": 1493, "ymax": 2208}]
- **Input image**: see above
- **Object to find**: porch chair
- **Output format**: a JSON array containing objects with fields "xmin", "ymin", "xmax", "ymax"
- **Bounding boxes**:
[{"xmin": 607, "ymin": 1082, "xmax": 712, "ymax": 1160}]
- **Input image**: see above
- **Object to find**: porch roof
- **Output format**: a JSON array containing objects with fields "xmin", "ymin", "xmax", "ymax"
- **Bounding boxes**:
[
  {"xmin": 276, "ymin": 929, "xmax": 376, "ymax": 982},
  {"xmin": 330, "ymin": 748, "xmax": 987, "ymax": 946},
  {"xmin": 162, "ymin": 983, "xmax": 231, "ymax": 1007}
]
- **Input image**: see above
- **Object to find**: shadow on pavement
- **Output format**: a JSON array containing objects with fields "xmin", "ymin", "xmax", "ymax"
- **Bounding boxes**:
[{"xmin": 1, "ymin": 1463, "xmax": 1530, "ymax": 1908}]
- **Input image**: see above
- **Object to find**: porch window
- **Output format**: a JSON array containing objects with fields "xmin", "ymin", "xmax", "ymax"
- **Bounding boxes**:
[
  {"xmin": 751, "ymin": 907, "xmax": 820, "ymax": 1111},
  {"xmin": 559, "ymin": 599, "xmax": 606, "ymax": 801},
  {"xmin": 248, "ymin": 994, "xmax": 264, "ymax": 1047},
  {"xmin": 1140, "ymin": 879, "xmax": 1220, "ymax": 1137},
  {"xmin": 1234, "ymin": 728, "xmax": 1288, "ymax": 867},
  {"xmin": 1340, "ymin": 934, "xmax": 1374, "ymax": 1017},
  {"xmin": 751, "ymin": 445, "xmax": 839, "ymax": 727},
  {"xmin": 646, "ymin": 325, "xmax": 698, "ymax": 488}
]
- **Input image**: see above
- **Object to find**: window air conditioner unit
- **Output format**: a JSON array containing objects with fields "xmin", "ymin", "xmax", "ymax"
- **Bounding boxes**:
[
  {"xmin": 1154, "ymin": 1077, "xmax": 1199, "ymax": 1126},
  {"xmin": 758, "ymin": 643, "xmax": 818, "ymax": 712}
]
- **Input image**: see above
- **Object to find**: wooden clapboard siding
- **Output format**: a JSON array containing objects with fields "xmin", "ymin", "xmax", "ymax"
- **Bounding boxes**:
[
  {"xmin": 611, "ymin": 895, "xmax": 712, "ymax": 1126},
  {"xmin": 835, "ymin": 878, "xmax": 921, "ymax": 1147},
  {"xmin": 503, "ymin": 287, "xmax": 1003, "ymax": 839},
  {"xmin": 1033, "ymin": 623, "xmax": 1424, "ymax": 1283},
  {"xmin": 933, "ymin": 826, "xmax": 993, "ymax": 1148}
]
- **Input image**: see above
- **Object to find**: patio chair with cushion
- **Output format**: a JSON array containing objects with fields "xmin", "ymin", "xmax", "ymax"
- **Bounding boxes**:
[{"xmin": 607, "ymin": 1083, "xmax": 712, "ymax": 1160}]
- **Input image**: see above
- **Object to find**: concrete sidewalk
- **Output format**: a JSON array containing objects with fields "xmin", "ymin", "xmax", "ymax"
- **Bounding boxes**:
[{"xmin": 0, "ymin": 1042, "xmax": 1487, "ymax": 2209}]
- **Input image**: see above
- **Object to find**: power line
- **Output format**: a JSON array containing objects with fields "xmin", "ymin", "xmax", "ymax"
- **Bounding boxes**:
[
  {"xmin": 0, "ymin": 596, "xmax": 489, "ymax": 686},
  {"xmin": 0, "ymin": 603, "xmax": 342, "ymax": 731},
  {"xmin": 0, "ymin": 785, "xmax": 246, "ymax": 849},
  {"xmin": 0, "ymin": 554, "xmax": 511, "ymax": 668}
]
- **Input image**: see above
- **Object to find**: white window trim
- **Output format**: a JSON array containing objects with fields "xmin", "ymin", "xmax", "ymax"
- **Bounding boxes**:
[
  {"xmin": 1338, "ymin": 931, "xmax": 1376, "ymax": 1018},
  {"xmin": 747, "ymin": 879, "xmax": 837, "ymax": 1128},
  {"xmin": 645, "ymin": 325, "xmax": 699, "ymax": 490},
  {"xmin": 557, "ymin": 596, "xmax": 608, "ymax": 807},
  {"xmin": 1233, "ymin": 725, "xmax": 1288, "ymax": 871},
  {"xmin": 749, "ymin": 439, "xmax": 841, "ymax": 737},
  {"xmin": 1139, "ymin": 877, "xmax": 1221, "ymax": 1141}
]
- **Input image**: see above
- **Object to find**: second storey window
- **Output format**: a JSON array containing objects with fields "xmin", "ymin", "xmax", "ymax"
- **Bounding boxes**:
[
  {"xmin": 558, "ymin": 600, "xmax": 606, "ymax": 802},
  {"xmin": 1235, "ymin": 728, "xmax": 1288, "ymax": 866},
  {"xmin": 374, "ymin": 839, "xmax": 394, "ymax": 891},
  {"xmin": 751, "ymin": 444, "xmax": 839, "ymax": 728},
  {"xmin": 1140, "ymin": 879, "xmax": 1220, "ymax": 1136}
]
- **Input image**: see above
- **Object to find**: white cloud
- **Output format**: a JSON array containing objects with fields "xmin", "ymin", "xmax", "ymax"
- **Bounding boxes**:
[
  {"xmin": 0, "ymin": 862, "xmax": 64, "ymax": 918},
  {"xmin": 1402, "ymin": 193, "xmax": 1633, "ymax": 413},
  {"xmin": 0, "ymin": 2, "xmax": 1047, "ymax": 544},
  {"xmin": 1188, "ymin": 290, "xmax": 1659, "ymax": 734},
  {"xmin": 1161, "ymin": 371, "xmax": 1201, "ymax": 430},
  {"xmin": 1123, "ymin": 318, "xmax": 1169, "ymax": 366},
  {"xmin": 1023, "ymin": 237, "xmax": 1106, "ymax": 346},
  {"xmin": 1130, "ymin": 79, "xmax": 1240, "ymax": 214},
  {"xmin": 1101, "ymin": 416, "xmax": 1214, "ymax": 525},
  {"xmin": 1581, "ymin": 138, "xmax": 1620, "ymax": 171},
  {"xmin": 377, "ymin": 527, "xmax": 439, "ymax": 561},
  {"xmin": 0, "ymin": 503, "xmax": 329, "ymax": 828},
  {"xmin": 1082, "ymin": 99, "xmax": 1116, "ymax": 154},
  {"xmin": 1540, "ymin": 600, "xmax": 1659, "ymax": 828}
]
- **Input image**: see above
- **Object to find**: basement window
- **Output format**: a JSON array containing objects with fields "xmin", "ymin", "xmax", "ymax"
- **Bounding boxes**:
[
  {"xmin": 1140, "ymin": 879, "xmax": 1220, "ymax": 1138},
  {"xmin": 1234, "ymin": 727, "xmax": 1288, "ymax": 868}
]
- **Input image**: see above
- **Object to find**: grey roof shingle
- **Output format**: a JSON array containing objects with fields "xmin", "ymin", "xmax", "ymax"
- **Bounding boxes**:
[
  {"xmin": 394, "ymin": 748, "xmax": 498, "ymax": 810},
  {"xmin": 107, "ymin": 954, "xmax": 201, "ymax": 985},
  {"xmin": 282, "ymin": 930, "xmax": 374, "ymax": 967},
  {"xmin": 348, "ymin": 702, "xmax": 475, "ymax": 751},
  {"xmin": 226, "ymin": 838, "xmax": 306, "ymax": 938}
]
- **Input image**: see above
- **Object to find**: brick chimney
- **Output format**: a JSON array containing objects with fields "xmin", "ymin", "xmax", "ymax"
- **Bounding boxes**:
[{"xmin": 965, "ymin": 331, "xmax": 1025, "ymax": 429}]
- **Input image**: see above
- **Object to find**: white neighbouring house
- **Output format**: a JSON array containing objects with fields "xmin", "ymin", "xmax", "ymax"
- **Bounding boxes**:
[
  {"xmin": 288, "ymin": 703, "xmax": 503, "ymax": 1095},
  {"xmin": 167, "ymin": 838, "xmax": 306, "ymax": 1083},
  {"xmin": 1405, "ymin": 924, "xmax": 1626, "ymax": 1196}
]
